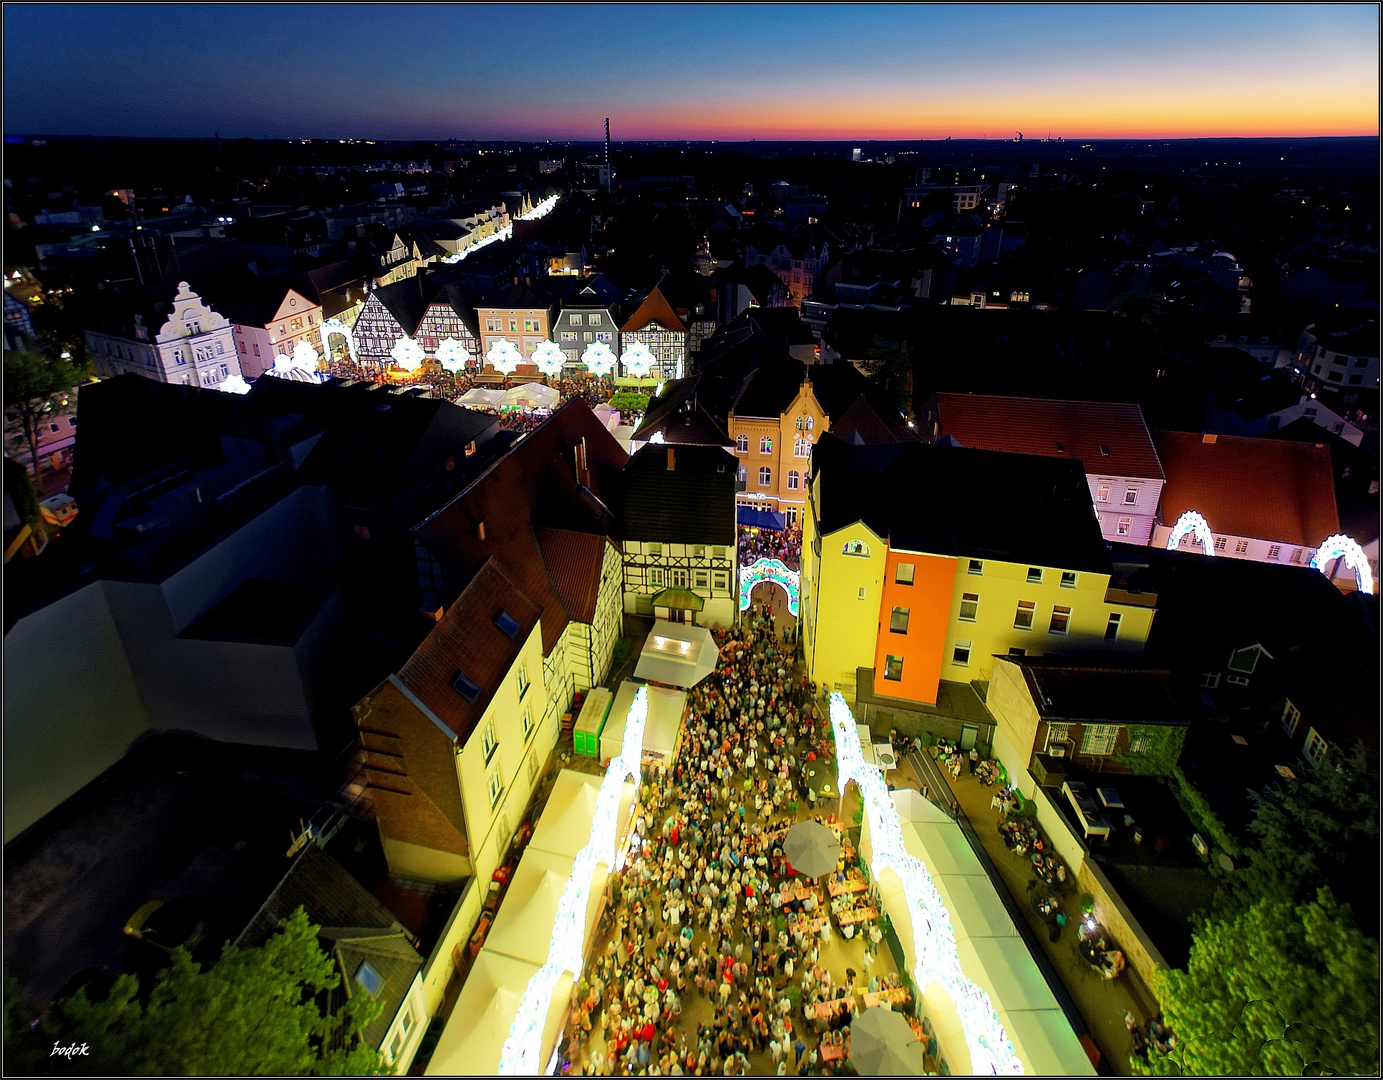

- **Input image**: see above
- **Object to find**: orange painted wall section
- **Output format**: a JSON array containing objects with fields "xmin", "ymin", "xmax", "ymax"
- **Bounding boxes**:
[{"xmin": 874, "ymin": 550, "xmax": 957, "ymax": 706}]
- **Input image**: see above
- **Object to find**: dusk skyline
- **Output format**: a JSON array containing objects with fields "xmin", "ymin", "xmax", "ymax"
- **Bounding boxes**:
[{"xmin": 4, "ymin": 4, "xmax": 1378, "ymax": 142}]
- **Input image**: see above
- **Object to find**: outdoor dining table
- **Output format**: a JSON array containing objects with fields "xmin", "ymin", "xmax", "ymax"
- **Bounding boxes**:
[
  {"xmin": 803, "ymin": 997, "xmax": 851, "ymax": 1021},
  {"xmin": 779, "ymin": 882, "xmax": 819, "ymax": 904},
  {"xmin": 819, "ymin": 1038, "xmax": 848, "ymax": 1063},
  {"xmin": 789, "ymin": 912, "xmax": 830, "ymax": 935},
  {"xmin": 861, "ymin": 987, "xmax": 911, "ymax": 1009},
  {"xmin": 828, "ymin": 875, "xmax": 869, "ymax": 897},
  {"xmin": 836, "ymin": 904, "xmax": 879, "ymax": 926}
]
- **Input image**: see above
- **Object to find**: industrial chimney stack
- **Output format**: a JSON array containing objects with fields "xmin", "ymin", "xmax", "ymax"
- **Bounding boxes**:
[{"xmin": 603, "ymin": 118, "xmax": 612, "ymax": 193}]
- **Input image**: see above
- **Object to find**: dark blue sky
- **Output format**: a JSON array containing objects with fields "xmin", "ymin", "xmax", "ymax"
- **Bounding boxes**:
[{"xmin": 4, "ymin": 4, "xmax": 1377, "ymax": 140}]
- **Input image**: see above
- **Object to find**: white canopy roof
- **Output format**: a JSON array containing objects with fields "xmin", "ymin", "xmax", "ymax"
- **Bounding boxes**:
[
  {"xmin": 497, "ymin": 382, "xmax": 560, "ymax": 409},
  {"xmin": 931, "ymin": 873, "xmax": 1018, "ymax": 945},
  {"xmin": 458, "ymin": 387, "xmax": 503, "ymax": 407},
  {"xmin": 1001, "ymin": 1008, "xmax": 1097, "ymax": 1076},
  {"xmin": 898, "ymin": 819, "xmax": 982, "ymax": 877},
  {"xmin": 530, "ymin": 769, "xmax": 635, "ymax": 861},
  {"xmin": 957, "ymin": 935, "xmax": 1061, "ymax": 1014},
  {"xmin": 484, "ymin": 848, "xmax": 576, "ymax": 966},
  {"xmin": 425, "ymin": 950, "xmax": 539, "ymax": 1076},
  {"xmin": 633, "ymin": 621, "xmax": 720, "ymax": 688}
]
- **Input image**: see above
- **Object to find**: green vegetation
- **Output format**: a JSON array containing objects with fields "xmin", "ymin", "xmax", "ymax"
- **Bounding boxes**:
[
  {"xmin": 1113, "ymin": 725, "xmax": 1186, "ymax": 778},
  {"xmin": 3, "ymin": 456, "xmax": 42, "ymax": 527},
  {"xmin": 1169, "ymin": 765, "xmax": 1241, "ymax": 859},
  {"xmin": 857, "ymin": 337, "xmax": 914, "ymax": 418},
  {"xmin": 3, "ymin": 342, "xmax": 88, "ymax": 477},
  {"xmin": 4, "ymin": 908, "xmax": 389, "ymax": 1076},
  {"xmin": 1136, "ymin": 890, "xmax": 1378, "ymax": 1077},
  {"xmin": 607, "ymin": 391, "xmax": 651, "ymax": 419}
]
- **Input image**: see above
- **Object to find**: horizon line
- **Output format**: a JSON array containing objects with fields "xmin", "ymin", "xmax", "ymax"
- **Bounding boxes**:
[{"xmin": 9, "ymin": 132, "xmax": 1380, "ymax": 144}]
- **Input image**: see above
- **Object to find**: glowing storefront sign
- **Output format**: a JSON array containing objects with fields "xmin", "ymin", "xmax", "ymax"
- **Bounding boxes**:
[
  {"xmin": 1311, "ymin": 532, "xmax": 1375, "ymax": 594},
  {"xmin": 498, "ymin": 687, "xmax": 648, "ymax": 1074},
  {"xmin": 739, "ymin": 557, "xmax": 800, "ymax": 617},
  {"xmin": 1166, "ymin": 509, "xmax": 1215, "ymax": 555},
  {"xmin": 828, "ymin": 692, "xmax": 1022, "ymax": 1075}
]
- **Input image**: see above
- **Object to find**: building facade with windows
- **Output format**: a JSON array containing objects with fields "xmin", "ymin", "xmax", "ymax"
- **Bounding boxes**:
[
  {"xmin": 745, "ymin": 233, "xmax": 830, "ymax": 308},
  {"xmin": 351, "ymin": 273, "xmax": 484, "ymax": 370},
  {"xmin": 620, "ymin": 282, "xmax": 687, "ymax": 379},
  {"xmin": 477, "ymin": 281, "xmax": 557, "ymax": 362},
  {"xmin": 554, "ymin": 305, "xmax": 618, "ymax": 367},
  {"xmin": 920, "ymin": 393, "xmax": 1166, "ymax": 546},
  {"xmin": 1151, "ymin": 431, "xmax": 1342, "ymax": 580},
  {"xmin": 801, "ymin": 436, "xmax": 1157, "ymax": 707},
  {"xmin": 217, "ymin": 286, "xmax": 325, "ymax": 380},
  {"xmin": 83, "ymin": 280, "xmax": 242, "ymax": 389},
  {"xmin": 622, "ymin": 443, "xmax": 738, "ymax": 627},
  {"xmin": 1294, "ymin": 319, "xmax": 1379, "ymax": 430}
]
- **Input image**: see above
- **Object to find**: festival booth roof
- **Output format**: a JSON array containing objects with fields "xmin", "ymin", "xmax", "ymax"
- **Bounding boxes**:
[
  {"xmin": 737, "ymin": 505, "xmax": 787, "ymax": 530},
  {"xmin": 591, "ymin": 403, "xmax": 620, "ymax": 431},
  {"xmin": 425, "ymin": 950, "xmax": 542, "ymax": 1076},
  {"xmin": 1001, "ymin": 1008, "xmax": 1098, "ymax": 1077},
  {"xmin": 530, "ymin": 769, "xmax": 636, "ymax": 861},
  {"xmin": 484, "ymin": 847, "xmax": 606, "ymax": 968},
  {"xmin": 898, "ymin": 818, "xmax": 983, "ymax": 878},
  {"xmin": 632, "ymin": 620, "xmax": 720, "ymax": 689},
  {"xmin": 498, "ymin": 382, "xmax": 560, "ymax": 410},
  {"xmin": 458, "ymin": 387, "xmax": 504, "ymax": 407},
  {"xmin": 603, "ymin": 679, "xmax": 686, "ymax": 764}
]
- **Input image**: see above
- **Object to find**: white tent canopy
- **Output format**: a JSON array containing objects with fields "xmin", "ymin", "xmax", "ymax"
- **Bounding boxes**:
[
  {"xmin": 633, "ymin": 621, "xmax": 720, "ymax": 688},
  {"xmin": 601, "ymin": 680, "xmax": 686, "ymax": 764},
  {"xmin": 957, "ymin": 935, "xmax": 1062, "ymax": 1014},
  {"xmin": 425, "ymin": 950, "xmax": 540, "ymax": 1076},
  {"xmin": 486, "ymin": 848, "xmax": 577, "ymax": 966},
  {"xmin": 497, "ymin": 382, "xmax": 559, "ymax": 410},
  {"xmin": 931, "ymin": 873, "xmax": 1018, "ymax": 945},
  {"xmin": 1002, "ymin": 1008, "xmax": 1097, "ymax": 1077},
  {"xmin": 530, "ymin": 770, "xmax": 635, "ymax": 861},
  {"xmin": 458, "ymin": 387, "xmax": 504, "ymax": 408}
]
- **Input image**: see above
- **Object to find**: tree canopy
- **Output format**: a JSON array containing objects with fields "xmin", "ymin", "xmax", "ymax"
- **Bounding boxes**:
[
  {"xmin": 857, "ymin": 337, "xmax": 914, "ymax": 418},
  {"xmin": 3, "ymin": 342, "xmax": 86, "ymax": 477},
  {"xmin": 1137, "ymin": 890, "xmax": 1378, "ymax": 1077},
  {"xmin": 4, "ymin": 907, "xmax": 390, "ymax": 1076}
]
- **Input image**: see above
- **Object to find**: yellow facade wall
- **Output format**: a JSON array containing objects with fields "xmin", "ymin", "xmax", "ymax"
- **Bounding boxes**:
[{"xmin": 805, "ymin": 522, "xmax": 887, "ymax": 695}]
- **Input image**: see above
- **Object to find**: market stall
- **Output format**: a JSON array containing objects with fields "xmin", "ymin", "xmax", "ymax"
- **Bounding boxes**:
[{"xmin": 425, "ymin": 950, "xmax": 548, "ymax": 1076}]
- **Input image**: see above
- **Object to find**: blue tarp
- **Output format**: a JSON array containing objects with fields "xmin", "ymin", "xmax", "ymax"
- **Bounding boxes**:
[{"xmin": 737, "ymin": 506, "xmax": 787, "ymax": 531}]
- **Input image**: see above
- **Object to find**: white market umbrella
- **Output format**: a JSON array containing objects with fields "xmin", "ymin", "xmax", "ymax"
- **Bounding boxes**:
[
  {"xmin": 784, "ymin": 820, "xmax": 840, "ymax": 878},
  {"xmin": 849, "ymin": 1005, "xmax": 925, "ymax": 1076}
]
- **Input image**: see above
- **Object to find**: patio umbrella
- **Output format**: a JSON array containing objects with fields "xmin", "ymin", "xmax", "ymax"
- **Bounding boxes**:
[
  {"xmin": 849, "ymin": 1005, "xmax": 925, "ymax": 1076},
  {"xmin": 783, "ymin": 820, "xmax": 841, "ymax": 878}
]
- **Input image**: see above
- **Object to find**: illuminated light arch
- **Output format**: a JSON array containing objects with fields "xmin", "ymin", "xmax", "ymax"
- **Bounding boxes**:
[
  {"xmin": 581, "ymin": 340, "xmax": 616, "ymax": 378},
  {"xmin": 320, "ymin": 317, "xmax": 359, "ymax": 364},
  {"xmin": 620, "ymin": 340, "xmax": 656, "ymax": 379},
  {"xmin": 1166, "ymin": 509, "xmax": 1216, "ymax": 555},
  {"xmin": 436, "ymin": 337, "xmax": 471, "ymax": 374},
  {"xmin": 487, "ymin": 338, "xmax": 522, "ymax": 376},
  {"xmin": 499, "ymin": 687, "xmax": 648, "ymax": 1074},
  {"xmin": 1311, "ymin": 533, "xmax": 1375, "ymax": 594},
  {"xmin": 842, "ymin": 538, "xmax": 871, "ymax": 557},
  {"xmin": 739, "ymin": 557, "xmax": 800, "ymax": 617},
  {"xmin": 530, "ymin": 339, "xmax": 566, "ymax": 378},
  {"xmin": 828, "ymin": 692, "xmax": 1022, "ymax": 1075}
]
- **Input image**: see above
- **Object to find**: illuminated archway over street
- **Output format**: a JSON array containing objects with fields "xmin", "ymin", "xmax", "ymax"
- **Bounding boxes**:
[
  {"xmin": 1166, "ymin": 509, "xmax": 1215, "ymax": 555},
  {"xmin": 1311, "ymin": 533, "xmax": 1375, "ymax": 594},
  {"xmin": 739, "ymin": 557, "xmax": 799, "ymax": 617}
]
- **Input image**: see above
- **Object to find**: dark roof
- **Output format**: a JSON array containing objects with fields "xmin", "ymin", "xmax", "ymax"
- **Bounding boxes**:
[
  {"xmin": 998, "ymin": 655, "xmax": 1188, "ymax": 727},
  {"xmin": 536, "ymin": 528, "xmax": 609, "ymax": 624},
  {"xmin": 371, "ymin": 275, "xmax": 431, "ymax": 338},
  {"xmin": 334, "ymin": 933, "xmax": 426, "ymax": 1049},
  {"xmin": 811, "ymin": 434, "xmax": 1112, "ymax": 575},
  {"xmin": 398, "ymin": 559, "xmax": 543, "ymax": 746},
  {"xmin": 929, "ymin": 393, "xmax": 1164, "ymax": 480},
  {"xmin": 623, "ymin": 443, "xmax": 737, "ymax": 544},
  {"xmin": 1267, "ymin": 418, "xmax": 1379, "ymax": 544},
  {"xmin": 630, "ymin": 376, "xmax": 731, "ymax": 445},
  {"xmin": 1206, "ymin": 371, "xmax": 1304, "ymax": 423},
  {"xmin": 744, "ymin": 307, "xmax": 816, "ymax": 348}
]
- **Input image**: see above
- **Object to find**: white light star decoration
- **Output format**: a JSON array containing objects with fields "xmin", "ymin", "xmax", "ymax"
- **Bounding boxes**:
[
  {"xmin": 530, "ymin": 339, "xmax": 566, "ymax": 377},
  {"xmin": 581, "ymin": 340, "xmax": 616, "ymax": 378},
  {"xmin": 390, "ymin": 336, "xmax": 425, "ymax": 373},
  {"xmin": 828, "ymin": 692, "xmax": 1022, "ymax": 1075},
  {"xmin": 487, "ymin": 338, "xmax": 522, "ymax": 376},
  {"xmin": 435, "ymin": 337, "xmax": 471, "ymax": 374},
  {"xmin": 292, "ymin": 338, "xmax": 321, "ymax": 370},
  {"xmin": 499, "ymin": 687, "xmax": 649, "ymax": 1074},
  {"xmin": 217, "ymin": 373, "xmax": 252, "ymax": 395},
  {"xmin": 621, "ymin": 340, "xmax": 656, "ymax": 379}
]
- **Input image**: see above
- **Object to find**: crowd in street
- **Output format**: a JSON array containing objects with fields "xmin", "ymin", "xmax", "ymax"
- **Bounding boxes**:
[
  {"xmin": 737, "ymin": 526, "xmax": 804, "ymax": 573},
  {"xmin": 564, "ymin": 605, "xmax": 908, "ymax": 1076}
]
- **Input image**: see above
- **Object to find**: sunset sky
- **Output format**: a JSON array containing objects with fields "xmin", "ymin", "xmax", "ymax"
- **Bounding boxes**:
[{"xmin": 4, "ymin": 4, "xmax": 1378, "ymax": 141}]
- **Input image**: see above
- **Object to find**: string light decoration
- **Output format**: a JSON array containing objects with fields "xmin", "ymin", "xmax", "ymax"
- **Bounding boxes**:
[
  {"xmin": 436, "ymin": 337, "xmax": 471, "ymax": 374},
  {"xmin": 531, "ymin": 339, "xmax": 567, "ymax": 377},
  {"xmin": 828, "ymin": 692, "xmax": 1022, "ymax": 1075},
  {"xmin": 1165, "ymin": 509, "xmax": 1215, "ymax": 555},
  {"xmin": 739, "ymin": 557, "xmax": 800, "ymax": 617},
  {"xmin": 487, "ymin": 338, "xmax": 522, "ymax": 376},
  {"xmin": 1311, "ymin": 533, "xmax": 1375, "ymax": 594},
  {"xmin": 319, "ymin": 317, "xmax": 359, "ymax": 364},
  {"xmin": 389, "ymin": 335, "xmax": 425, "ymax": 372},
  {"xmin": 522, "ymin": 194, "xmax": 560, "ymax": 221},
  {"xmin": 217, "ymin": 374, "xmax": 252, "ymax": 395},
  {"xmin": 499, "ymin": 687, "xmax": 649, "ymax": 1074},
  {"xmin": 581, "ymin": 340, "xmax": 616, "ymax": 378},
  {"xmin": 620, "ymin": 341, "xmax": 656, "ymax": 379},
  {"xmin": 445, "ymin": 225, "xmax": 512, "ymax": 264}
]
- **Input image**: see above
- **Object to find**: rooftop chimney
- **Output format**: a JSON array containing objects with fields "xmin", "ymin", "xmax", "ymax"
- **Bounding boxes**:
[
  {"xmin": 667, "ymin": 447, "xmax": 676, "ymax": 470},
  {"xmin": 1202, "ymin": 433, "xmax": 1218, "ymax": 444},
  {"xmin": 477, "ymin": 521, "xmax": 486, "ymax": 540}
]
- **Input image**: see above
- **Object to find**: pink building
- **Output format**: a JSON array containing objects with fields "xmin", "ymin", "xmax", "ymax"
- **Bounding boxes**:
[{"xmin": 219, "ymin": 287, "xmax": 325, "ymax": 380}]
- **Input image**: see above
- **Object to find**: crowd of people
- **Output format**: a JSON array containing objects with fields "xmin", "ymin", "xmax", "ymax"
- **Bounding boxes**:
[
  {"xmin": 562, "ymin": 603, "xmax": 910, "ymax": 1076},
  {"xmin": 737, "ymin": 526, "xmax": 804, "ymax": 573}
]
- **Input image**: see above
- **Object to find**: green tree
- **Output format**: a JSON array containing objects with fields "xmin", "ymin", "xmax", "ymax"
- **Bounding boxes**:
[
  {"xmin": 5, "ymin": 908, "xmax": 390, "ymax": 1076},
  {"xmin": 1136, "ymin": 890, "xmax": 1379, "ymax": 1076},
  {"xmin": 1108, "ymin": 290, "xmax": 1166, "ymax": 330},
  {"xmin": 3, "ymin": 343, "xmax": 84, "ymax": 477},
  {"xmin": 608, "ymin": 391, "xmax": 650, "ymax": 418},
  {"xmin": 858, "ymin": 337, "xmax": 913, "ymax": 418},
  {"xmin": 1223, "ymin": 743, "xmax": 1379, "ymax": 921}
]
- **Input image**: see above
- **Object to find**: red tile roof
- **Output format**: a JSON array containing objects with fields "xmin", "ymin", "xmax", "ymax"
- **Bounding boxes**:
[
  {"xmin": 1154, "ymin": 430, "xmax": 1339, "ymax": 547},
  {"xmin": 620, "ymin": 285, "xmax": 686, "ymax": 334},
  {"xmin": 930, "ymin": 393, "xmax": 1164, "ymax": 480},
  {"xmin": 537, "ymin": 528, "xmax": 610, "ymax": 624}
]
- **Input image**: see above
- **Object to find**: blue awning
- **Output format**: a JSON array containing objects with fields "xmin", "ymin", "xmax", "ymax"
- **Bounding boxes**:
[{"xmin": 737, "ymin": 506, "xmax": 787, "ymax": 531}]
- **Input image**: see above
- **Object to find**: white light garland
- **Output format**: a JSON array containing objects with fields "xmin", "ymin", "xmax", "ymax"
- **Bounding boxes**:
[
  {"xmin": 739, "ymin": 557, "xmax": 800, "ymax": 617},
  {"xmin": 620, "ymin": 340, "xmax": 656, "ymax": 379},
  {"xmin": 272, "ymin": 347, "xmax": 323, "ymax": 382},
  {"xmin": 499, "ymin": 687, "xmax": 649, "ymax": 1074},
  {"xmin": 1166, "ymin": 509, "xmax": 1215, "ymax": 555},
  {"xmin": 436, "ymin": 337, "xmax": 471, "ymax": 374},
  {"xmin": 292, "ymin": 338, "xmax": 321, "ymax": 369},
  {"xmin": 828, "ymin": 693, "xmax": 1023, "ymax": 1075},
  {"xmin": 1310, "ymin": 532, "xmax": 1375, "ymax": 594},
  {"xmin": 390, "ymin": 335, "xmax": 425, "ymax": 373},
  {"xmin": 320, "ymin": 317, "xmax": 359, "ymax": 364},
  {"xmin": 444, "ymin": 224, "xmax": 513, "ymax": 264},
  {"xmin": 218, "ymin": 373, "xmax": 252, "ymax": 395},
  {"xmin": 487, "ymin": 338, "xmax": 522, "ymax": 376},
  {"xmin": 531, "ymin": 339, "xmax": 567, "ymax": 377},
  {"xmin": 581, "ymin": 340, "xmax": 616, "ymax": 378},
  {"xmin": 520, "ymin": 195, "xmax": 560, "ymax": 221}
]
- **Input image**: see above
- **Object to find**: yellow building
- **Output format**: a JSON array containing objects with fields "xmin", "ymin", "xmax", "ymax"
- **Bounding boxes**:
[{"xmin": 802, "ymin": 436, "xmax": 1156, "ymax": 708}]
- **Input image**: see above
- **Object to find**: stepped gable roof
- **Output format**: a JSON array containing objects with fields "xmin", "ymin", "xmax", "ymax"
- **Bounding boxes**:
[
  {"xmin": 536, "ymin": 527, "xmax": 610, "ymax": 624},
  {"xmin": 414, "ymin": 400, "xmax": 627, "ymax": 654},
  {"xmin": 1154, "ymin": 430, "xmax": 1338, "ymax": 547},
  {"xmin": 931, "ymin": 393, "xmax": 1164, "ymax": 480},
  {"xmin": 398, "ymin": 558, "xmax": 543, "ymax": 745},
  {"xmin": 997, "ymin": 655, "xmax": 1188, "ymax": 727},
  {"xmin": 622, "ymin": 443, "xmax": 737, "ymax": 545},
  {"xmin": 811, "ymin": 433, "xmax": 1112, "ymax": 575},
  {"xmin": 621, "ymin": 283, "xmax": 686, "ymax": 334}
]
